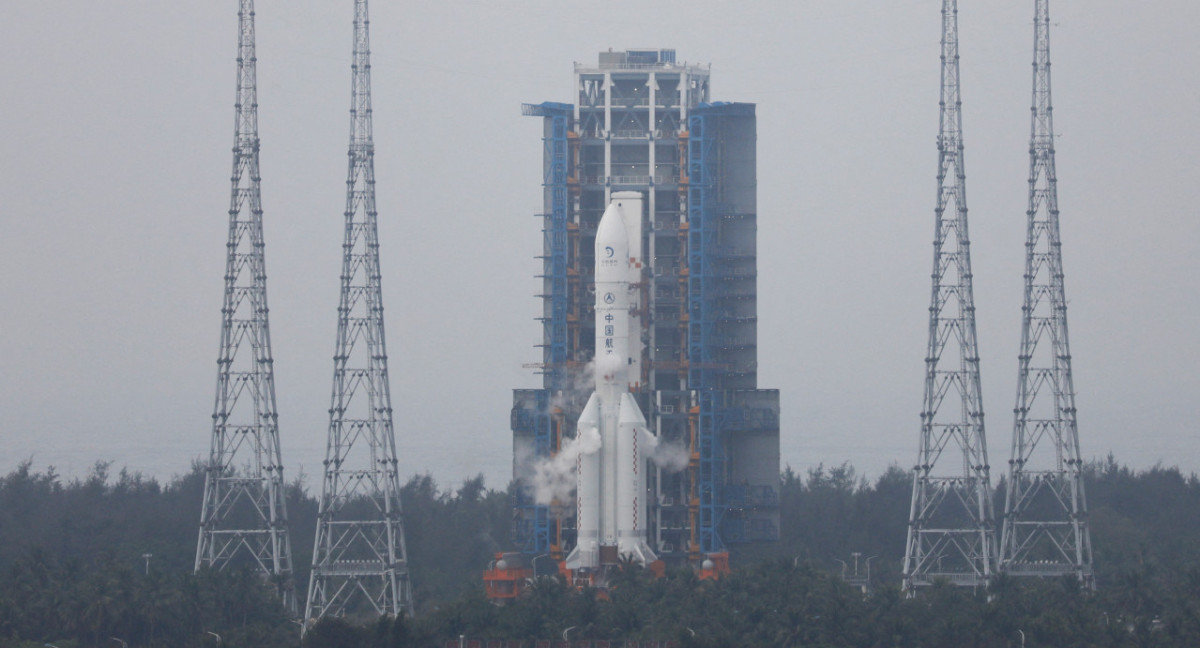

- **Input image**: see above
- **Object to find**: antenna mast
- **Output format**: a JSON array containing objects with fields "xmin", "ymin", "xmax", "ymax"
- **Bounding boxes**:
[
  {"xmin": 306, "ymin": 0, "xmax": 413, "ymax": 623},
  {"xmin": 998, "ymin": 0, "xmax": 1094, "ymax": 588},
  {"xmin": 903, "ymin": 0, "xmax": 996, "ymax": 591},
  {"xmin": 196, "ymin": 0, "xmax": 297, "ymax": 614}
]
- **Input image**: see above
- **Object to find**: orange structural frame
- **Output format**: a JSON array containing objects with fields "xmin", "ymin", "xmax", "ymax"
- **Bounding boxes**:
[
  {"xmin": 697, "ymin": 552, "xmax": 731, "ymax": 581},
  {"xmin": 483, "ymin": 553, "xmax": 533, "ymax": 600}
]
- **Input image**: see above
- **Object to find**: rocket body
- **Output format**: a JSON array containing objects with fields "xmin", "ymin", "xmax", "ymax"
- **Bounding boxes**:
[{"xmin": 567, "ymin": 193, "xmax": 657, "ymax": 571}]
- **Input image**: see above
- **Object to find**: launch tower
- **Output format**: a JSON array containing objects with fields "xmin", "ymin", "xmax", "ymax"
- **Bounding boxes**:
[
  {"xmin": 903, "ymin": 1, "xmax": 997, "ymax": 591},
  {"xmin": 195, "ymin": 0, "xmax": 297, "ymax": 615},
  {"xmin": 512, "ymin": 50, "xmax": 780, "ymax": 574},
  {"xmin": 998, "ymin": 0, "xmax": 1094, "ymax": 587},
  {"xmin": 306, "ymin": 0, "xmax": 412, "ymax": 623}
]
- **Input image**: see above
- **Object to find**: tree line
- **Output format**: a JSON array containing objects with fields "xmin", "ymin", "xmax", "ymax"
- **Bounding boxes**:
[{"xmin": 0, "ymin": 456, "xmax": 1197, "ymax": 647}]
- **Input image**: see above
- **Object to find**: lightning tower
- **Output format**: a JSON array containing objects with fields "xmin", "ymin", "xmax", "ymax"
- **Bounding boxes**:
[
  {"xmin": 998, "ymin": 0, "xmax": 1094, "ymax": 587},
  {"xmin": 196, "ymin": 0, "xmax": 297, "ymax": 614},
  {"xmin": 903, "ymin": 0, "xmax": 996, "ymax": 591},
  {"xmin": 306, "ymin": 0, "xmax": 412, "ymax": 624}
]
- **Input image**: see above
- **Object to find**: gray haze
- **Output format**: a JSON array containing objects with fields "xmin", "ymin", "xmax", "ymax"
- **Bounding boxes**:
[{"xmin": 1, "ymin": 1, "xmax": 1197, "ymax": 492}]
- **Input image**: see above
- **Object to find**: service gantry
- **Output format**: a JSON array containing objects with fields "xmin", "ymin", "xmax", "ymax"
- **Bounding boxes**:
[
  {"xmin": 306, "ymin": 0, "xmax": 412, "ymax": 624},
  {"xmin": 196, "ymin": 0, "xmax": 297, "ymax": 615},
  {"xmin": 903, "ymin": 0, "xmax": 997, "ymax": 591},
  {"xmin": 998, "ymin": 0, "xmax": 1095, "ymax": 588},
  {"xmin": 513, "ymin": 50, "xmax": 780, "ymax": 575}
]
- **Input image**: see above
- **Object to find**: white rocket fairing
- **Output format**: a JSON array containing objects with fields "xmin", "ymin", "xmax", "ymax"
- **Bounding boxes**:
[{"xmin": 566, "ymin": 192, "xmax": 658, "ymax": 571}]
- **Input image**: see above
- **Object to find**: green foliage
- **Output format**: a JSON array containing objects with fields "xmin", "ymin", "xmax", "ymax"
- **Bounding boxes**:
[
  {"xmin": 776, "ymin": 462, "xmax": 911, "ymax": 581},
  {"xmin": 401, "ymin": 474, "xmax": 510, "ymax": 609},
  {"xmin": 3, "ymin": 456, "xmax": 1200, "ymax": 645},
  {"xmin": 0, "ymin": 463, "xmax": 508, "ymax": 646},
  {"xmin": 0, "ymin": 550, "xmax": 294, "ymax": 647}
]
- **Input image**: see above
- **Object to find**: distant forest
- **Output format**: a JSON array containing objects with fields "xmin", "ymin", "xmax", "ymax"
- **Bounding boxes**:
[{"xmin": 1, "ymin": 457, "xmax": 1199, "ymax": 647}]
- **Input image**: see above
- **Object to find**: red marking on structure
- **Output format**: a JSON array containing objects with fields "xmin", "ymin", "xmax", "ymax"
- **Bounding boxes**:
[{"xmin": 633, "ymin": 432, "xmax": 638, "ymax": 474}]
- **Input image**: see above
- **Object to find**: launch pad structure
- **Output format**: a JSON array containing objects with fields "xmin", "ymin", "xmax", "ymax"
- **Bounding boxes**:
[
  {"xmin": 503, "ymin": 49, "xmax": 780, "ymax": 590},
  {"xmin": 188, "ymin": 1, "xmax": 1095, "ymax": 615}
]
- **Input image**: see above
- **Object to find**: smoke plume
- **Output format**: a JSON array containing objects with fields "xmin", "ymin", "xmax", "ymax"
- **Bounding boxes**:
[
  {"xmin": 647, "ymin": 435, "xmax": 690, "ymax": 473},
  {"xmin": 527, "ymin": 424, "xmax": 600, "ymax": 506}
]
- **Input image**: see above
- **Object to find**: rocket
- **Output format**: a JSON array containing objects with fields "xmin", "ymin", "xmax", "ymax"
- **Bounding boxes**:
[{"xmin": 566, "ymin": 192, "xmax": 658, "ymax": 571}]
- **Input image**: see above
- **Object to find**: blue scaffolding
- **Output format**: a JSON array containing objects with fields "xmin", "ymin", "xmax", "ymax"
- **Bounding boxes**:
[
  {"xmin": 519, "ymin": 102, "xmax": 574, "ymax": 554},
  {"xmin": 687, "ymin": 104, "xmax": 726, "ymax": 554},
  {"xmin": 509, "ymin": 392, "xmax": 550, "ymax": 552},
  {"xmin": 719, "ymin": 402, "xmax": 781, "ymax": 543},
  {"xmin": 687, "ymin": 102, "xmax": 760, "ymax": 554}
]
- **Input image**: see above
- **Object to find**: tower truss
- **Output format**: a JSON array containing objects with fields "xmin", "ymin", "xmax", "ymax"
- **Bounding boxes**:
[
  {"xmin": 903, "ymin": 0, "xmax": 996, "ymax": 591},
  {"xmin": 196, "ymin": 0, "xmax": 297, "ymax": 615},
  {"xmin": 305, "ymin": 0, "xmax": 412, "ymax": 624},
  {"xmin": 998, "ymin": 0, "xmax": 1094, "ymax": 587}
]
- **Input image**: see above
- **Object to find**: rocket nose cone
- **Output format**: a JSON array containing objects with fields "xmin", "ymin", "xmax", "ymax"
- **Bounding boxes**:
[
  {"xmin": 596, "ymin": 203, "xmax": 629, "ymax": 260},
  {"xmin": 618, "ymin": 392, "xmax": 649, "ymax": 427}
]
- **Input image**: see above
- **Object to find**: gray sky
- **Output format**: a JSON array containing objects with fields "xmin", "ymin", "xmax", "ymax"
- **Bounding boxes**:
[{"xmin": 1, "ymin": 1, "xmax": 1197, "ymax": 492}]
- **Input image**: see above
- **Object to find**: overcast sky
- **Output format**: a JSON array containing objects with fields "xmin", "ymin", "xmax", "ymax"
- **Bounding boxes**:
[{"xmin": 1, "ymin": 1, "xmax": 1197, "ymax": 492}]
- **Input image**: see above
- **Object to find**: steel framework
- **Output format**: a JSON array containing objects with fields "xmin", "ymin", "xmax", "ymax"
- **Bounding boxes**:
[
  {"xmin": 514, "ymin": 101, "xmax": 573, "ymax": 555},
  {"xmin": 687, "ymin": 107, "xmax": 723, "ymax": 553},
  {"xmin": 515, "ymin": 56, "xmax": 778, "ymax": 568},
  {"xmin": 903, "ymin": 0, "xmax": 996, "ymax": 591},
  {"xmin": 998, "ymin": 0, "xmax": 1094, "ymax": 587},
  {"xmin": 305, "ymin": 0, "xmax": 412, "ymax": 624},
  {"xmin": 195, "ymin": 0, "xmax": 297, "ymax": 615}
]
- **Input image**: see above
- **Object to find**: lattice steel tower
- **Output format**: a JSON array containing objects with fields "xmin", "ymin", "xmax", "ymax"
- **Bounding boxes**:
[
  {"xmin": 196, "ymin": 0, "xmax": 297, "ymax": 615},
  {"xmin": 903, "ymin": 0, "xmax": 996, "ymax": 591},
  {"xmin": 998, "ymin": 0, "xmax": 1094, "ymax": 587},
  {"xmin": 305, "ymin": 0, "xmax": 412, "ymax": 624}
]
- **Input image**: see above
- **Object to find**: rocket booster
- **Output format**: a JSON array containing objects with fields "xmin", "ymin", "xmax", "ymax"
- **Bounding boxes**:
[{"xmin": 566, "ymin": 192, "xmax": 657, "ymax": 571}]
